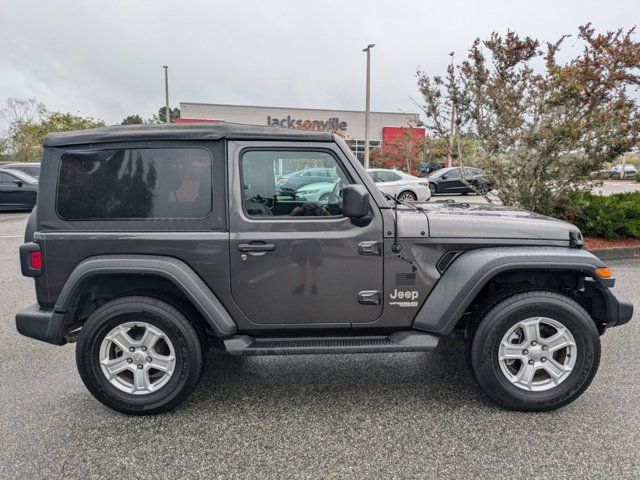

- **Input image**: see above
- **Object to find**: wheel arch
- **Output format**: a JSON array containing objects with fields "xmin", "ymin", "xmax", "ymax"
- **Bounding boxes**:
[
  {"xmin": 54, "ymin": 255, "xmax": 237, "ymax": 342},
  {"xmin": 412, "ymin": 247, "xmax": 613, "ymax": 336}
]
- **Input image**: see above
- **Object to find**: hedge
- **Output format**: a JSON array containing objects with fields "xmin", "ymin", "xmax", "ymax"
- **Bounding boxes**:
[{"xmin": 571, "ymin": 191, "xmax": 640, "ymax": 240}]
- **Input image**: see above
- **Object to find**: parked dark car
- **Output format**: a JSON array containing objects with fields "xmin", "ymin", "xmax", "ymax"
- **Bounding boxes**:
[
  {"xmin": 427, "ymin": 167, "xmax": 491, "ymax": 195},
  {"xmin": 0, "ymin": 168, "xmax": 38, "ymax": 211},
  {"xmin": 3, "ymin": 162, "xmax": 41, "ymax": 179}
]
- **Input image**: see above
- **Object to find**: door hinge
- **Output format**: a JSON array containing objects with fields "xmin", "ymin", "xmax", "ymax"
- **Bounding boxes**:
[
  {"xmin": 358, "ymin": 290, "xmax": 382, "ymax": 305},
  {"xmin": 358, "ymin": 241, "xmax": 382, "ymax": 256}
]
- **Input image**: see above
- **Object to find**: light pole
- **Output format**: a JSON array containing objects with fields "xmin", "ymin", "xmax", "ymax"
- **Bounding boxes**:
[
  {"xmin": 163, "ymin": 65, "xmax": 170, "ymax": 123},
  {"xmin": 362, "ymin": 44, "xmax": 375, "ymax": 168}
]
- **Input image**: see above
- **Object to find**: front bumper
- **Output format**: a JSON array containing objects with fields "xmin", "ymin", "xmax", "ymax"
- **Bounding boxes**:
[
  {"xmin": 15, "ymin": 303, "xmax": 67, "ymax": 345},
  {"xmin": 603, "ymin": 288, "xmax": 634, "ymax": 328}
]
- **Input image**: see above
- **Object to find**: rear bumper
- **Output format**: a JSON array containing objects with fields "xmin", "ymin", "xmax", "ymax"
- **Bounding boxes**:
[
  {"xmin": 15, "ymin": 303, "xmax": 67, "ymax": 345},
  {"xmin": 604, "ymin": 288, "xmax": 634, "ymax": 328}
]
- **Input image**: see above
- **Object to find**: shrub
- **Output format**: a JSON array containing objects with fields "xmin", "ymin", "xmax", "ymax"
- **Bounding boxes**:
[{"xmin": 570, "ymin": 192, "xmax": 640, "ymax": 240}]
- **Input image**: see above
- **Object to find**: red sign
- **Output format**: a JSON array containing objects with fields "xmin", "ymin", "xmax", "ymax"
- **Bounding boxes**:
[{"xmin": 382, "ymin": 126, "xmax": 425, "ymax": 143}]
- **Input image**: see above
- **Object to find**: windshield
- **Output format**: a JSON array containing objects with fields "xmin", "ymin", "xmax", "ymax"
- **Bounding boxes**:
[
  {"xmin": 427, "ymin": 169, "xmax": 447, "ymax": 178},
  {"xmin": 12, "ymin": 165, "xmax": 40, "ymax": 178},
  {"xmin": 0, "ymin": 169, "xmax": 38, "ymax": 184}
]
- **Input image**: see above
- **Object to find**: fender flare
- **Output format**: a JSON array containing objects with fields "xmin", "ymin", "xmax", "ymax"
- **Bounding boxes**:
[
  {"xmin": 54, "ymin": 255, "xmax": 237, "ymax": 337},
  {"xmin": 412, "ymin": 247, "xmax": 610, "ymax": 335}
]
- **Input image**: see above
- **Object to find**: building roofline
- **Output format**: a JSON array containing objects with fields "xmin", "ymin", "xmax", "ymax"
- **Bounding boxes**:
[{"xmin": 180, "ymin": 101, "xmax": 421, "ymax": 117}]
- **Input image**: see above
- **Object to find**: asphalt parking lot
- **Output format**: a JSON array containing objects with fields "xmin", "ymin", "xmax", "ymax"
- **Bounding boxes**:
[{"xmin": 1, "ymin": 212, "xmax": 639, "ymax": 479}]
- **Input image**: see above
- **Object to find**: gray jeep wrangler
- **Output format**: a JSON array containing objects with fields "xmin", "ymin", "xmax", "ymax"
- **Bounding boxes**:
[{"xmin": 16, "ymin": 123, "xmax": 633, "ymax": 414}]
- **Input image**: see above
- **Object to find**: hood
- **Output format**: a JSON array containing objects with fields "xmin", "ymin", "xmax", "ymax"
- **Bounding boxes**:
[{"xmin": 413, "ymin": 202, "xmax": 580, "ymax": 242}]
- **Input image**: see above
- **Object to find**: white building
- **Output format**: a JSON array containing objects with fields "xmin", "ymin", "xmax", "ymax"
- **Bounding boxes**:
[{"xmin": 179, "ymin": 102, "xmax": 423, "ymax": 160}]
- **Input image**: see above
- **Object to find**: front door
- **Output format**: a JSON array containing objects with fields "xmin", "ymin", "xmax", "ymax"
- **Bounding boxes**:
[
  {"xmin": 442, "ymin": 168, "xmax": 464, "ymax": 193},
  {"xmin": 228, "ymin": 142, "xmax": 384, "ymax": 327},
  {"xmin": 0, "ymin": 172, "xmax": 24, "ymax": 207}
]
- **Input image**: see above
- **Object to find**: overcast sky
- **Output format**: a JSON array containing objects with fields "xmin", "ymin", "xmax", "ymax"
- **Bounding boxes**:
[{"xmin": 0, "ymin": 0, "xmax": 638, "ymax": 130}]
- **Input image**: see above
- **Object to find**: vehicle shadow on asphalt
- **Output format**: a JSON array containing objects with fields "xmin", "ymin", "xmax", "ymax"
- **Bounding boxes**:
[{"xmin": 187, "ymin": 338, "xmax": 492, "ymax": 412}]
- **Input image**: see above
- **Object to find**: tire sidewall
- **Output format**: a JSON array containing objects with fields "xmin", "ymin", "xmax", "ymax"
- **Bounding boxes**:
[
  {"xmin": 399, "ymin": 191, "xmax": 417, "ymax": 201},
  {"xmin": 471, "ymin": 293, "xmax": 600, "ymax": 410},
  {"xmin": 76, "ymin": 298, "xmax": 202, "ymax": 414}
]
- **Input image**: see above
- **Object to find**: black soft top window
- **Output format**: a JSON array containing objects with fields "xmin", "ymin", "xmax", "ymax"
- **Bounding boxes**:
[{"xmin": 57, "ymin": 147, "xmax": 213, "ymax": 220}]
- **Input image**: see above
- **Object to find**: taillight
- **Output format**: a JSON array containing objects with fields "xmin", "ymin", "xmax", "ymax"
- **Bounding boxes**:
[
  {"xmin": 20, "ymin": 242, "xmax": 42, "ymax": 277},
  {"xmin": 30, "ymin": 251, "xmax": 42, "ymax": 270},
  {"xmin": 419, "ymin": 182, "xmax": 430, "ymax": 187}
]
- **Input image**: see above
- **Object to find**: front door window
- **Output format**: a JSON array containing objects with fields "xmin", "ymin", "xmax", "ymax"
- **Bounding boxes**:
[{"xmin": 242, "ymin": 150, "xmax": 350, "ymax": 217}]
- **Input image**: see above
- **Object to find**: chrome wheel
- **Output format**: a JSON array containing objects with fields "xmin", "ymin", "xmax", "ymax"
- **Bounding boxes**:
[
  {"xmin": 498, "ymin": 317, "xmax": 577, "ymax": 392},
  {"xmin": 99, "ymin": 322, "xmax": 176, "ymax": 395}
]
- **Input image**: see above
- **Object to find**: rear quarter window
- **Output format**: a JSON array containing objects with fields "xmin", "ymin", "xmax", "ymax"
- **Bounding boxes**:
[{"xmin": 57, "ymin": 148, "xmax": 213, "ymax": 220}]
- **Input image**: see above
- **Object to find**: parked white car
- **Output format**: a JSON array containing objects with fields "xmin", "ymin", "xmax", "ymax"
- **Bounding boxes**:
[
  {"xmin": 608, "ymin": 164, "xmax": 638, "ymax": 178},
  {"xmin": 366, "ymin": 168, "xmax": 431, "ymax": 201}
]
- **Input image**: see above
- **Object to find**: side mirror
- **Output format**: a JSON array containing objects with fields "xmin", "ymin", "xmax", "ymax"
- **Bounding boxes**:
[
  {"xmin": 342, "ymin": 184, "xmax": 370, "ymax": 218},
  {"xmin": 441, "ymin": 175, "xmax": 448, "ymax": 180},
  {"xmin": 12, "ymin": 180, "xmax": 23, "ymax": 187}
]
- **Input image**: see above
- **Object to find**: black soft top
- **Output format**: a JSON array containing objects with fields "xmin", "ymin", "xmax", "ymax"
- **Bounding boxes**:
[{"xmin": 43, "ymin": 122, "xmax": 333, "ymax": 147}]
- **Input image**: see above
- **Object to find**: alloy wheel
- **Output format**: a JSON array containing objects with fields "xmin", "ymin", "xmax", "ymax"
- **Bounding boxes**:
[
  {"xmin": 398, "ymin": 191, "xmax": 417, "ymax": 201},
  {"xmin": 99, "ymin": 322, "xmax": 176, "ymax": 395},
  {"xmin": 498, "ymin": 317, "xmax": 577, "ymax": 392}
]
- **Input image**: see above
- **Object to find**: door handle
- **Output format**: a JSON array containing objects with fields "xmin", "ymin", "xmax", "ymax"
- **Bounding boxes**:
[{"xmin": 237, "ymin": 243, "xmax": 276, "ymax": 253}]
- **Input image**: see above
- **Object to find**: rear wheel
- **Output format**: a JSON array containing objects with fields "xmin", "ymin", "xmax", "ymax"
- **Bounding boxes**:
[
  {"xmin": 467, "ymin": 291, "xmax": 600, "ymax": 411},
  {"xmin": 76, "ymin": 296, "xmax": 204, "ymax": 415},
  {"xmin": 398, "ymin": 190, "xmax": 417, "ymax": 201}
]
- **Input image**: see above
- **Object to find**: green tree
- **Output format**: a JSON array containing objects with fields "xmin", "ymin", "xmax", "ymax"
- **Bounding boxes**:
[
  {"xmin": 148, "ymin": 107, "xmax": 180, "ymax": 124},
  {"xmin": 1, "ymin": 98, "xmax": 105, "ymax": 162},
  {"xmin": 121, "ymin": 114, "xmax": 144, "ymax": 125},
  {"xmin": 416, "ymin": 25, "xmax": 640, "ymax": 215}
]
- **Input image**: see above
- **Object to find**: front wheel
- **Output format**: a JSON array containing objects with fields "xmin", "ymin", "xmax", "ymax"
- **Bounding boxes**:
[
  {"xmin": 467, "ymin": 291, "xmax": 600, "ymax": 411},
  {"xmin": 76, "ymin": 296, "xmax": 204, "ymax": 415},
  {"xmin": 429, "ymin": 184, "xmax": 436, "ymax": 196}
]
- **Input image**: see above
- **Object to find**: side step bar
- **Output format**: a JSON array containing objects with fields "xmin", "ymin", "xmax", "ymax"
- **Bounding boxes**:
[{"xmin": 223, "ymin": 331, "xmax": 439, "ymax": 356}]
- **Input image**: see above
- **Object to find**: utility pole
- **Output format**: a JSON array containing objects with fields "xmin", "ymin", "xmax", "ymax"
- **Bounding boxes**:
[
  {"xmin": 163, "ymin": 65, "xmax": 170, "ymax": 123},
  {"xmin": 362, "ymin": 44, "xmax": 375, "ymax": 168},
  {"xmin": 447, "ymin": 52, "xmax": 455, "ymax": 168}
]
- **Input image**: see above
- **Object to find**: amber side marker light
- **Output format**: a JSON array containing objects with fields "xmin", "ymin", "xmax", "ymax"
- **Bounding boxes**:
[{"xmin": 595, "ymin": 267, "xmax": 612, "ymax": 279}]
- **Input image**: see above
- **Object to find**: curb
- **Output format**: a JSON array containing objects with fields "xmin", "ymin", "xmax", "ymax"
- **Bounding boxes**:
[{"xmin": 587, "ymin": 246, "xmax": 640, "ymax": 260}]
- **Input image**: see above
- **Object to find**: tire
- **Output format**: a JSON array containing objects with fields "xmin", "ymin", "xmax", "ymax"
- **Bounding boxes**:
[
  {"xmin": 319, "ymin": 192, "xmax": 331, "ymax": 202},
  {"xmin": 398, "ymin": 190, "xmax": 417, "ymax": 201},
  {"xmin": 76, "ymin": 296, "xmax": 204, "ymax": 415},
  {"xmin": 429, "ymin": 184, "xmax": 436, "ymax": 196},
  {"xmin": 467, "ymin": 291, "xmax": 600, "ymax": 411}
]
